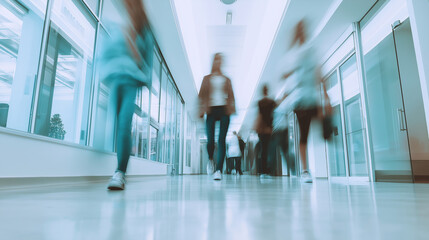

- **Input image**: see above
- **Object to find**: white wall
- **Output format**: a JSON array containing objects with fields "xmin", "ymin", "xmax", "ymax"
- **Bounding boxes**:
[
  {"xmin": 307, "ymin": 121, "xmax": 328, "ymax": 178},
  {"xmin": 407, "ymin": 0, "xmax": 429, "ymax": 137},
  {"xmin": 0, "ymin": 129, "xmax": 167, "ymax": 178}
]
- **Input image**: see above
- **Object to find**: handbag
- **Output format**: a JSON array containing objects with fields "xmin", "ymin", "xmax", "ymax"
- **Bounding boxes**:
[{"xmin": 322, "ymin": 115, "xmax": 333, "ymax": 140}]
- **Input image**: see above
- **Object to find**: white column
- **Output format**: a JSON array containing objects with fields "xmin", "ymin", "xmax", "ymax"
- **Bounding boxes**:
[
  {"xmin": 7, "ymin": 11, "xmax": 44, "ymax": 131},
  {"xmin": 407, "ymin": 0, "xmax": 429, "ymax": 136}
]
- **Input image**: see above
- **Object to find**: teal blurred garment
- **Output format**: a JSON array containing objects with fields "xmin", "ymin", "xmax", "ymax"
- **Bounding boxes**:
[
  {"xmin": 277, "ymin": 42, "xmax": 321, "ymax": 110},
  {"xmin": 99, "ymin": 22, "xmax": 154, "ymax": 88}
]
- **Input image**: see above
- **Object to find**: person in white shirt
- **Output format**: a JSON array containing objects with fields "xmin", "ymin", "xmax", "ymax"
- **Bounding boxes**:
[
  {"xmin": 277, "ymin": 19, "xmax": 331, "ymax": 183},
  {"xmin": 226, "ymin": 131, "xmax": 242, "ymax": 175},
  {"xmin": 199, "ymin": 53, "xmax": 236, "ymax": 181}
]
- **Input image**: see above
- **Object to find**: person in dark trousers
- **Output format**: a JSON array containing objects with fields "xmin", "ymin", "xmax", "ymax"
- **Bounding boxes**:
[
  {"xmin": 254, "ymin": 85, "xmax": 277, "ymax": 179},
  {"xmin": 100, "ymin": 0, "xmax": 154, "ymax": 190},
  {"xmin": 237, "ymin": 133, "xmax": 245, "ymax": 175},
  {"xmin": 199, "ymin": 53, "xmax": 236, "ymax": 181}
]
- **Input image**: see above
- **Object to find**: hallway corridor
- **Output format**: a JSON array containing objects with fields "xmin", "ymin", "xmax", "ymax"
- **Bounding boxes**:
[{"xmin": 1, "ymin": 175, "xmax": 428, "ymax": 240}]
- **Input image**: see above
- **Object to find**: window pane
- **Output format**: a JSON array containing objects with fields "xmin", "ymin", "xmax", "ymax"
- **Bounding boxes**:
[
  {"xmin": 186, "ymin": 114, "xmax": 192, "ymax": 167},
  {"xmin": 0, "ymin": 0, "xmax": 46, "ymax": 131},
  {"xmin": 150, "ymin": 54, "xmax": 160, "ymax": 121},
  {"xmin": 83, "ymin": 0, "xmax": 99, "ymax": 15},
  {"xmin": 34, "ymin": 0, "xmax": 96, "ymax": 144},
  {"xmin": 152, "ymin": 54, "xmax": 161, "ymax": 95},
  {"xmin": 174, "ymin": 95, "xmax": 182, "ymax": 173},
  {"xmin": 150, "ymin": 92, "xmax": 159, "ymax": 121},
  {"xmin": 157, "ymin": 68, "xmax": 167, "ymax": 163},
  {"xmin": 150, "ymin": 126, "xmax": 158, "ymax": 161},
  {"xmin": 137, "ymin": 86, "xmax": 149, "ymax": 159},
  {"xmin": 91, "ymin": 28, "xmax": 115, "ymax": 151},
  {"xmin": 324, "ymin": 71, "xmax": 346, "ymax": 177},
  {"xmin": 169, "ymin": 82, "xmax": 176, "ymax": 165},
  {"xmin": 339, "ymin": 55, "xmax": 367, "ymax": 176},
  {"xmin": 101, "ymin": 0, "xmax": 123, "ymax": 24}
]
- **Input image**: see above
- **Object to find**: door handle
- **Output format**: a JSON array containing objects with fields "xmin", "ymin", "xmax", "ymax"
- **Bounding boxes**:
[{"xmin": 397, "ymin": 108, "xmax": 407, "ymax": 131}]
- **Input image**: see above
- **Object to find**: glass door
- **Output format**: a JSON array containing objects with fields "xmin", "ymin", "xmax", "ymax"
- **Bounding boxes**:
[
  {"xmin": 324, "ymin": 71, "xmax": 347, "ymax": 177},
  {"xmin": 339, "ymin": 54, "xmax": 368, "ymax": 177},
  {"xmin": 360, "ymin": 0, "xmax": 413, "ymax": 182},
  {"xmin": 362, "ymin": 24, "xmax": 412, "ymax": 182},
  {"xmin": 323, "ymin": 53, "xmax": 369, "ymax": 180}
]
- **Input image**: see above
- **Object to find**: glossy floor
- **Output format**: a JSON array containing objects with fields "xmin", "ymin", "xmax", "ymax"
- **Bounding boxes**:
[{"xmin": 1, "ymin": 175, "xmax": 429, "ymax": 240}]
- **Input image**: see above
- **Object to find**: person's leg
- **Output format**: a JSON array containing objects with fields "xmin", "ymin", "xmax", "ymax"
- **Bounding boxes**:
[
  {"xmin": 215, "ymin": 114, "xmax": 230, "ymax": 172},
  {"xmin": 296, "ymin": 110, "xmax": 312, "ymax": 172},
  {"xmin": 235, "ymin": 157, "xmax": 242, "ymax": 174},
  {"xmin": 206, "ymin": 114, "xmax": 216, "ymax": 160},
  {"xmin": 280, "ymin": 128, "xmax": 295, "ymax": 175},
  {"xmin": 226, "ymin": 158, "xmax": 233, "ymax": 174},
  {"xmin": 258, "ymin": 134, "xmax": 270, "ymax": 175},
  {"xmin": 116, "ymin": 84, "xmax": 138, "ymax": 173}
]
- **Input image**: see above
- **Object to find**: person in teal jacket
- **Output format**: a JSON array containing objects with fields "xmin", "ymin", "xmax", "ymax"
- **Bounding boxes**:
[{"xmin": 99, "ymin": 0, "xmax": 154, "ymax": 190}]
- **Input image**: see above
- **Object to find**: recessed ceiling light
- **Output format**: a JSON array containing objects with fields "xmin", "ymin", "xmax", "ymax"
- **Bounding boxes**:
[
  {"xmin": 221, "ymin": 0, "xmax": 237, "ymax": 5},
  {"xmin": 226, "ymin": 11, "xmax": 232, "ymax": 24}
]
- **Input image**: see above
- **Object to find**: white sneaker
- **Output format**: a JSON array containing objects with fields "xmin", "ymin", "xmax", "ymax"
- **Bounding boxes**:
[
  {"xmin": 301, "ymin": 171, "xmax": 313, "ymax": 183},
  {"xmin": 213, "ymin": 170, "xmax": 222, "ymax": 181},
  {"xmin": 107, "ymin": 171, "xmax": 126, "ymax": 190},
  {"xmin": 207, "ymin": 160, "xmax": 215, "ymax": 175},
  {"xmin": 231, "ymin": 169, "xmax": 237, "ymax": 175},
  {"xmin": 260, "ymin": 174, "xmax": 272, "ymax": 179}
]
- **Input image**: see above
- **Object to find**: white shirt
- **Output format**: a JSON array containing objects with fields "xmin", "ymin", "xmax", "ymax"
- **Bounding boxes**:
[
  {"xmin": 277, "ymin": 42, "xmax": 321, "ymax": 109},
  {"xmin": 227, "ymin": 135, "xmax": 241, "ymax": 158},
  {"xmin": 210, "ymin": 75, "xmax": 227, "ymax": 107}
]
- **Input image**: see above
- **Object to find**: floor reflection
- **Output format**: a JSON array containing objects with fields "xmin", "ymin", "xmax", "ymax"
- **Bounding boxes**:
[{"xmin": 1, "ymin": 176, "xmax": 429, "ymax": 240}]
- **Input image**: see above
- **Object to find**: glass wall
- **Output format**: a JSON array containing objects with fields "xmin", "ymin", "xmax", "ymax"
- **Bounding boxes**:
[
  {"xmin": 360, "ymin": 0, "xmax": 412, "ymax": 181},
  {"xmin": 0, "ymin": 0, "xmax": 187, "ymax": 167},
  {"xmin": 322, "ymin": 35, "xmax": 368, "ymax": 178},
  {"xmin": 339, "ymin": 54, "xmax": 367, "ymax": 176},
  {"xmin": 34, "ymin": 0, "xmax": 96, "ymax": 144},
  {"xmin": 0, "ymin": 0, "xmax": 46, "ymax": 131},
  {"xmin": 324, "ymin": 71, "xmax": 346, "ymax": 177}
]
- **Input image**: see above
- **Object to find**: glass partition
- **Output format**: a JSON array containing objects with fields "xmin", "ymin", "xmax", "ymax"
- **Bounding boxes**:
[
  {"xmin": 324, "ymin": 72, "xmax": 346, "ymax": 177},
  {"xmin": 34, "ymin": 0, "xmax": 96, "ymax": 144},
  {"xmin": 0, "ymin": 0, "xmax": 188, "ymax": 167},
  {"xmin": 360, "ymin": 0, "xmax": 412, "ymax": 181},
  {"xmin": 339, "ymin": 54, "xmax": 367, "ymax": 177},
  {"xmin": 0, "ymin": 0, "xmax": 46, "ymax": 131}
]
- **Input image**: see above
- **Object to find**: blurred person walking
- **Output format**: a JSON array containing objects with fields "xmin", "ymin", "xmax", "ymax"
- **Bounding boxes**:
[
  {"xmin": 254, "ymin": 85, "xmax": 276, "ymax": 179},
  {"xmin": 99, "ymin": 0, "xmax": 154, "ymax": 190},
  {"xmin": 199, "ymin": 53, "xmax": 236, "ymax": 181},
  {"xmin": 271, "ymin": 105, "xmax": 296, "ymax": 176},
  {"xmin": 226, "ymin": 131, "xmax": 243, "ymax": 175},
  {"xmin": 278, "ymin": 20, "xmax": 331, "ymax": 183}
]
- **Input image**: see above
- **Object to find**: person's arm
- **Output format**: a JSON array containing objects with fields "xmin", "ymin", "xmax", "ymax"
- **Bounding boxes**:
[
  {"xmin": 316, "ymin": 66, "xmax": 332, "ymax": 115},
  {"xmin": 282, "ymin": 71, "xmax": 294, "ymax": 80},
  {"xmin": 275, "ymin": 92, "xmax": 288, "ymax": 107},
  {"xmin": 226, "ymin": 77, "xmax": 236, "ymax": 115},
  {"xmin": 198, "ymin": 77, "xmax": 208, "ymax": 118}
]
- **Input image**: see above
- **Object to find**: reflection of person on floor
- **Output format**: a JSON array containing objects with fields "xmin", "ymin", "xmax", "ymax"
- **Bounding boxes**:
[
  {"xmin": 226, "ymin": 131, "xmax": 243, "ymax": 175},
  {"xmin": 277, "ymin": 19, "xmax": 330, "ymax": 183},
  {"xmin": 100, "ymin": 0, "xmax": 154, "ymax": 190},
  {"xmin": 198, "ymin": 53, "xmax": 236, "ymax": 181}
]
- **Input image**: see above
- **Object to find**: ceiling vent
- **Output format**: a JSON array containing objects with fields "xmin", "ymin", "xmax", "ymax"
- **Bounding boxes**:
[{"xmin": 221, "ymin": 0, "xmax": 237, "ymax": 5}]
